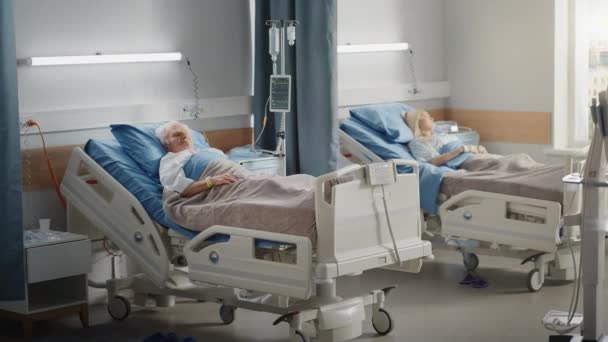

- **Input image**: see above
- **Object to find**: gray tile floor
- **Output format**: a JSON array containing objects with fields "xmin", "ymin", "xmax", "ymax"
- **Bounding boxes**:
[{"xmin": 2, "ymin": 249, "xmax": 606, "ymax": 342}]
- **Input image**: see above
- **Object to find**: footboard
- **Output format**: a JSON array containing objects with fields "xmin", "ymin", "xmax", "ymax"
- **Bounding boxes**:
[
  {"xmin": 61, "ymin": 148, "xmax": 171, "ymax": 287},
  {"xmin": 439, "ymin": 190, "xmax": 562, "ymax": 252},
  {"xmin": 184, "ymin": 226, "xmax": 313, "ymax": 299},
  {"xmin": 315, "ymin": 160, "xmax": 432, "ymax": 277}
]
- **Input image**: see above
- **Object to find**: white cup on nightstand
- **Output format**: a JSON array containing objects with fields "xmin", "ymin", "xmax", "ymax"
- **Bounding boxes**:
[{"xmin": 39, "ymin": 218, "xmax": 51, "ymax": 232}]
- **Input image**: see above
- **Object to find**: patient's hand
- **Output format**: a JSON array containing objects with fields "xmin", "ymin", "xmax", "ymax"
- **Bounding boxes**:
[
  {"xmin": 210, "ymin": 173, "xmax": 239, "ymax": 187},
  {"xmin": 469, "ymin": 145, "xmax": 488, "ymax": 154}
]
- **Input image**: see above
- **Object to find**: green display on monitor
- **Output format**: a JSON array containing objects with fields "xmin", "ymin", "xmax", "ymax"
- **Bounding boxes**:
[{"xmin": 269, "ymin": 75, "xmax": 291, "ymax": 113}]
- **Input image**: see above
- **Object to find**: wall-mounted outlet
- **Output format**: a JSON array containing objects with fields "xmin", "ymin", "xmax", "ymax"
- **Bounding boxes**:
[
  {"xmin": 19, "ymin": 115, "xmax": 35, "ymax": 131},
  {"xmin": 181, "ymin": 104, "xmax": 203, "ymax": 120}
]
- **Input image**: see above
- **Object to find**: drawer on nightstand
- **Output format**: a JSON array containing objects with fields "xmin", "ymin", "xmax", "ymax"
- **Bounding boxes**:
[
  {"xmin": 27, "ymin": 239, "xmax": 91, "ymax": 284},
  {"xmin": 240, "ymin": 158, "xmax": 279, "ymax": 169},
  {"xmin": 248, "ymin": 167, "xmax": 280, "ymax": 176},
  {"xmin": 239, "ymin": 158, "xmax": 280, "ymax": 175}
]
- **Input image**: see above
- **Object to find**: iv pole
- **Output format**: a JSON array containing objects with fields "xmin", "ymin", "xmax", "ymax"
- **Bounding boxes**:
[{"xmin": 266, "ymin": 19, "xmax": 298, "ymax": 176}]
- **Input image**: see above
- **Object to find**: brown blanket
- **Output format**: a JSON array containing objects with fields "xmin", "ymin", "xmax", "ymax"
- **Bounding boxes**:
[
  {"xmin": 163, "ymin": 159, "xmax": 317, "ymax": 243},
  {"xmin": 440, "ymin": 154, "xmax": 565, "ymax": 203}
]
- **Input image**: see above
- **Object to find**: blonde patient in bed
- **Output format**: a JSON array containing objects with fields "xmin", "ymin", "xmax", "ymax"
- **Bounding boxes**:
[
  {"xmin": 403, "ymin": 110, "xmax": 566, "ymax": 203},
  {"xmin": 403, "ymin": 110, "xmax": 488, "ymax": 167},
  {"xmin": 403, "ymin": 110, "xmax": 547, "ymax": 172}
]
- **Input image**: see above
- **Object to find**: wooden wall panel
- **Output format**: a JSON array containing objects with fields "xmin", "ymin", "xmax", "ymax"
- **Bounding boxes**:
[
  {"xmin": 22, "ymin": 145, "xmax": 81, "ymax": 192},
  {"xmin": 445, "ymin": 109, "xmax": 551, "ymax": 144},
  {"xmin": 22, "ymin": 127, "xmax": 253, "ymax": 192},
  {"xmin": 427, "ymin": 108, "xmax": 447, "ymax": 121},
  {"xmin": 204, "ymin": 127, "xmax": 253, "ymax": 153}
]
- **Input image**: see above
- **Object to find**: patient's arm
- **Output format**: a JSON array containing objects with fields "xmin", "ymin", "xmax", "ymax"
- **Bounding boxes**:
[
  {"xmin": 181, "ymin": 173, "xmax": 238, "ymax": 197},
  {"xmin": 427, "ymin": 146, "xmax": 465, "ymax": 166}
]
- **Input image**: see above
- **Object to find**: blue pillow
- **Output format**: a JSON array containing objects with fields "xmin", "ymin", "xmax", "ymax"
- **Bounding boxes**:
[
  {"xmin": 110, "ymin": 122, "xmax": 210, "ymax": 179},
  {"xmin": 349, "ymin": 103, "xmax": 414, "ymax": 143},
  {"xmin": 340, "ymin": 117, "xmax": 415, "ymax": 161}
]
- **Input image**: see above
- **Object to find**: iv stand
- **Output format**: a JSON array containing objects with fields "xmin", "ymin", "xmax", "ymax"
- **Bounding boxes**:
[{"xmin": 266, "ymin": 19, "xmax": 298, "ymax": 177}]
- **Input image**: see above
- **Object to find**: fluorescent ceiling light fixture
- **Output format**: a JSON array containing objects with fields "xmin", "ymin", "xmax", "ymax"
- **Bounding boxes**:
[
  {"xmin": 21, "ymin": 52, "xmax": 183, "ymax": 66},
  {"xmin": 337, "ymin": 43, "xmax": 409, "ymax": 54}
]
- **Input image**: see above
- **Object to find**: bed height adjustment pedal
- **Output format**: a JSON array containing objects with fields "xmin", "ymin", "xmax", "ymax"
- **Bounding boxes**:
[{"xmin": 366, "ymin": 162, "xmax": 396, "ymax": 186}]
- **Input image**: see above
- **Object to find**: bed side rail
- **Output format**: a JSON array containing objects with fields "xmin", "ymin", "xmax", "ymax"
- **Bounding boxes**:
[
  {"xmin": 338, "ymin": 129, "xmax": 384, "ymax": 164},
  {"xmin": 61, "ymin": 147, "xmax": 170, "ymax": 288},
  {"xmin": 439, "ymin": 190, "xmax": 562, "ymax": 253},
  {"xmin": 184, "ymin": 226, "xmax": 314, "ymax": 300}
]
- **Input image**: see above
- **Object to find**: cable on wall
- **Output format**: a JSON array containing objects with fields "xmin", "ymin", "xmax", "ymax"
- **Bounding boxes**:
[
  {"xmin": 25, "ymin": 120, "xmax": 66, "ymax": 209},
  {"xmin": 21, "ymin": 125, "xmax": 35, "ymax": 229},
  {"xmin": 185, "ymin": 58, "xmax": 201, "ymax": 119},
  {"xmin": 406, "ymin": 49, "xmax": 420, "ymax": 95}
]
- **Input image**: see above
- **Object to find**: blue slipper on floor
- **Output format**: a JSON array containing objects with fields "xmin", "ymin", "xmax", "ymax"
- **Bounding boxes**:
[
  {"xmin": 459, "ymin": 273, "xmax": 489, "ymax": 288},
  {"xmin": 470, "ymin": 278, "xmax": 489, "ymax": 288},
  {"xmin": 459, "ymin": 273, "xmax": 476, "ymax": 285}
]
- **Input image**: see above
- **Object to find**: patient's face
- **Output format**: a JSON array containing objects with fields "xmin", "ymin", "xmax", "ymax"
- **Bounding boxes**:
[
  {"xmin": 165, "ymin": 126, "xmax": 193, "ymax": 153},
  {"xmin": 419, "ymin": 112, "xmax": 434, "ymax": 133}
]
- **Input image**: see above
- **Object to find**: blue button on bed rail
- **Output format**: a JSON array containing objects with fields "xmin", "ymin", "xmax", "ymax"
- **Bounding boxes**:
[
  {"xmin": 209, "ymin": 251, "xmax": 219, "ymax": 264},
  {"xmin": 463, "ymin": 212, "xmax": 473, "ymax": 221}
]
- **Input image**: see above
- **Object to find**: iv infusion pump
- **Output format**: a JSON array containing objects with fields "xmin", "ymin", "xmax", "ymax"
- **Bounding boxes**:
[{"xmin": 269, "ymin": 75, "xmax": 291, "ymax": 113}]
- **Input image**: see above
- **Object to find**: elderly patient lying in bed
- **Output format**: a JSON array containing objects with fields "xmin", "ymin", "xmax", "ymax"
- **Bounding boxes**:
[
  {"xmin": 403, "ymin": 110, "xmax": 566, "ymax": 204},
  {"xmin": 155, "ymin": 121, "xmax": 317, "ymax": 242}
]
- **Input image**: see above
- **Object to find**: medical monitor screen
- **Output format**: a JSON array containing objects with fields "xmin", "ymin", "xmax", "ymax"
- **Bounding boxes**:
[{"xmin": 269, "ymin": 75, "xmax": 291, "ymax": 113}]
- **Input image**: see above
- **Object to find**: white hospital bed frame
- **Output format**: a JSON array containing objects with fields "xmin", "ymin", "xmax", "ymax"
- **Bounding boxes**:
[
  {"xmin": 339, "ymin": 130, "xmax": 582, "ymax": 292},
  {"xmin": 61, "ymin": 147, "xmax": 432, "ymax": 342}
]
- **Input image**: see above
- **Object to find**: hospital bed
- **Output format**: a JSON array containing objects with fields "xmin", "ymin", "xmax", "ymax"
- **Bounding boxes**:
[
  {"xmin": 339, "ymin": 122, "xmax": 582, "ymax": 292},
  {"xmin": 60, "ymin": 138, "xmax": 432, "ymax": 342}
]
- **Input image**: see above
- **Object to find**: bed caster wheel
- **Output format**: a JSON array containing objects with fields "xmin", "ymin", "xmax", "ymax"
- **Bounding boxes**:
[
  {"xmin": 463, "ymin": 253, "xmax": 479, "ymax": 271},
  {"xmin": 527, "ymin": 268, "xmax": 543, "ymax": 292},
  {"xmin": 291, "ymin": 330, "xmax": 310, "ymax": 342},
  {"xmin": 108, "ymin": 295, "xmax": 131, "ymax": 321},
  {"xmin": 372, "ymin": 308, "xmax": 393, "ymax": 336},
  {"xmin": 219, "ymin": 305, "xmax": 236, "ymax": 324}
]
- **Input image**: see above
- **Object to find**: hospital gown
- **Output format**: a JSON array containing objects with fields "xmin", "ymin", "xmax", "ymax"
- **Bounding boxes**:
[{"xmin": 407, "ymin": 134, "xmax": 459, "ymax": 162}]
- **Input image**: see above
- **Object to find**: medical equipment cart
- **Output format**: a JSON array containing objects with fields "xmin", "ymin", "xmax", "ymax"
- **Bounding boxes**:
[
  {"xmin": 0, "ymin": 230, "xmax": 91, "ymax": 337},
  {"xmin": 546, "ymin": 90, "xmax": 608, "ymax": 342}
]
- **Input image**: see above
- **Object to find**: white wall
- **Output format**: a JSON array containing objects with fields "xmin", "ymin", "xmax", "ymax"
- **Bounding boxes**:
[
  {"xmin": 14, "ymin": 0, "xmax": 252, "ymax": 114},
  {"xmin": 445, "ymin": 0, "xmax": 555, "ymax": 112},
  {"xmin": 444, "ymin": 0, "xmax": 556, "ymax": 163},
  {"xmin": 337, "ymin": 0, "xmax": 448, "ymax": 115},
  {"xmin": 14, "ymin": 0, "xmax": 254, "ymax": 230}
]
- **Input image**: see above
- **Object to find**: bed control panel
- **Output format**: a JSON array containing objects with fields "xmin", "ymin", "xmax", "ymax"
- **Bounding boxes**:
[{"xmin": 366, "ymin": 162, "xmax": 396, "ymax": 186}]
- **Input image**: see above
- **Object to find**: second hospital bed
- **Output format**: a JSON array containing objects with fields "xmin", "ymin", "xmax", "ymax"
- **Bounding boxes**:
[
  {"xmin": 339, "ymin": 111, "xmax": 583, "ymax": 292},
  {"xmin": 61, "ymin": 137, "xmax": 432, "ymax": 342}
]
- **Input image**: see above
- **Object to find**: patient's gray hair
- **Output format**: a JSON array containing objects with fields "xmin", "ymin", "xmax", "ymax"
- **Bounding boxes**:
[{"xmin": 155, "ymin": 121, "xmax": 190, "ymax": 146}]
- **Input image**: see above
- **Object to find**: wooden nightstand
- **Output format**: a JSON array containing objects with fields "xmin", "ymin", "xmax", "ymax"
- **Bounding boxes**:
[{"xmin": 0, "ymin": 230, "xmax": 91, "ymax": 337}]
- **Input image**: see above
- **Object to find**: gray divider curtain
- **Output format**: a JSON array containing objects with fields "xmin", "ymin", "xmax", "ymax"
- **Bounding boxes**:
[
  {"xmin": 253, "ymin": 0, "xmax": 338, "ymax": 176},
  {"xmin": 0, "ymin": 0, "xmax": 25, "ymax": 301}
]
